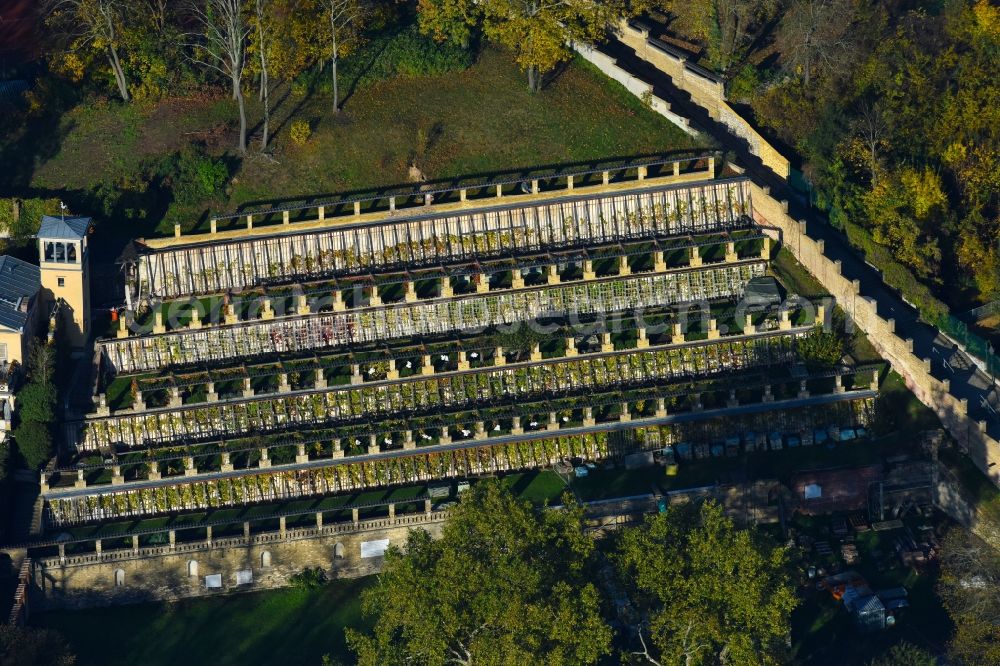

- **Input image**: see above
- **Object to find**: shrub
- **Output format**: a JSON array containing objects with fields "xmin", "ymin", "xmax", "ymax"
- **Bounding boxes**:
[
  {"xmin": 165, "ymin": 148, "xmax": 229, "ymax": 205},
  {"xmin": 798, "ymin": 325, "xmax": 845, "ymax": 367},
  {"xmin": 289, "ymin": 120, "xmax": 312, "ymax": 147},
  {"xmin": 339, "ymin": 24, "xmax": 474, "ymax": 90},
  {"xmin": 14, "ymin": 422, "xmax": 52, "ymax": 471},
  {"xmin": 290, "ymin": 566, "xmax": 328, "ymax": 589},
  {"xmin": 0, "ymin": 198, "xmax": 62, "ymax": 246}
]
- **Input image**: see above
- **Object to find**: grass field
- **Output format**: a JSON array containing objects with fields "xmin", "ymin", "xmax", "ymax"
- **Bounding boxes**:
[
  {"xmin": 19, "ymin": 42, "xmax": 702, "ymax": 242},
  {"xmin": 33, "ymin": 576, "xmax": 375, "ymax": 666}
]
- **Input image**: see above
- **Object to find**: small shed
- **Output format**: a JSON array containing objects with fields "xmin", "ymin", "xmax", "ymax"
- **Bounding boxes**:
[{"xmin": 743, "ymin": 276, "xmax": 783, "ymax": 307}]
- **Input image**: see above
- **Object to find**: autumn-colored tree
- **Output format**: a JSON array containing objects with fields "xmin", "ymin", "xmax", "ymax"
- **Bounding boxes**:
[
  {"xmin": 615, "ymin": 501, "xmax": 797, "ymax": 665},
  {"xmin": 419, "ymin": 0, "xmax": 646, "ymax": 91},
  {"xmin": 938, "ymin": 527, "xmax": 1000, "ymax": 665},
  {"xmin": 775, "ymin": 0, "xmax": 855, "ymax": 87},
  {"xmin": 658, "ymin": 0, "xmax": 778, "ymax": 73},
  {"xmin": 44, "ymin": 0, "xmax": 132, "ymax": 101}
]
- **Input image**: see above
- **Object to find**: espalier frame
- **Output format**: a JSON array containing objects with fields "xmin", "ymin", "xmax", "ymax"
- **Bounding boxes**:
[
  {"xmin": 103, "ymin": 261, "xmax": 766, "ymax": 374},
  {"xmin": 80, "ymin": 327, "xmax": 811, "ymax": 451},
  {"xmin": 137, "ymin": 178, "xmax": 753, "ymax": 299}
]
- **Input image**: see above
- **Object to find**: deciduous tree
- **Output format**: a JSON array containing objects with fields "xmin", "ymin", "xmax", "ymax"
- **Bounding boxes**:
[
  {"xmin": 615, "ymin": 500, "xmax": 797, "ymax": 665},
  {"xmin": 186, "ymin": 0, "xmax": 252, "ymax": 154},
  {"xmin": 44, "ymin": 0, "xmax": 131, "ymax": 101},
  {"xmin": 346, "ymin": 480, "xmax": 612, "ymax": 665},
  {"xmin": 938, "ymin": 527, "xmax": 1000, "ymax": 665}
]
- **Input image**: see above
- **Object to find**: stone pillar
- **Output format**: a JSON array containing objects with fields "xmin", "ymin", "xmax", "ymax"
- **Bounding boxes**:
[
  {"xmin": 763, "ymin": 384, "xmax": 773, "ymax": 402},
  {"xmin": 475, "ymin": 421, "xmax": 486, "ymax": 439},
  {"xmin": 184, "ymin": 456, "xmax": 197, "ymax": 477},
  {"xmin": 259, "ymin": 448, "xmax": 271, "ymax": 468},
  {"xmin": 332, "ymin": 439, "xmax": 344, "ymax": 459},
  {"xmin": 369, "ymin": 285, "xmax": 382, "ymax": 307},
  {"xmin": 352, "ymin": 201, "xmax": 361, "ymax": 216},
  {"xmin": 388, "ymin": 503, "xmax": 396, "ymax": 520},
  {"xmin": 75, "ymin": 468, "xmax": 86, "ymax": 489},
  {"xmin": 495, "ymin": 184, "xmax": 503, "ymax": 198},
  {"xmin": 655, "ymin": 398, "xmax": 667, "ymax": 418},
  {"xmin": 243, "ymin": 522, "xmax": 251, "ymax": 539},
  {"xmin": 440, "ymin": 277, "xmax": 453, "ymax": 298},
  {"xmin": 206, "ymin": 382, "xmax": 218, "ymax": 402},
  {"xmin": 725, "ymin": 241, "xmax": 738, "ymax": 263},
  {"xmin": 188, "ymin": 311, "xmax": 202, "ymax": 330},
  {"xmin": 619, "ymin": 403, "xmax": 631, "ymax": 422},
  {"xmin": 602, "ymin": 171, "xmax": 610, "ymax": 185},
  {"xmin": 117, "ymin": 313, "xmax": 129, "ymax": 338},
  {"xmin": 707, "ymin": 319, "xmax": 720, "ymax": 340},
  {"xmin": 671, "ymin": 323, "xmax": 685, "ymax": 344},
  {"xmin": 798, "ymin": 380, "xmax": 810, "ymax": 399},
  {"xmin": 425, "ymin": 499, "xmax": 433, "ymax": 515},
  {"xmin": 314, "ymin": 368, "xmax": 327, "ymax": 389},
  {"xmin": 422, "ymin": 355, "xmax": 434, "ymax": 375},
  {"xmin": 637, "ymin": 165, "xmax": 648, "ymax": 180},
  {"xmin": 318, "ymin": 205, "xmax": 325, "ymax": 221},
  {"xmin": 530, "ymin": 343, "xmax": 542, "ymax": 362},
  {"xmin": 243, "ymin": 377, "xmax": 254, "ymax": 398},
  {"xmin": 547, "ymin": 264, "xmax": 560, "ymax": 285},
  {"xmin": 457, "ymin": 352, "xmax": 470, "ymax": 371},
  {"xmin": 619, "ymin": 255, "xmax": 631, "ymax": 276},
  {"xmin": 637, "ymin": 327, "xmax": 649, "ymax": 348},
  {"xmin": 132, "ymin": 535, "xmax": 139, "ymax": 553},
  {"xmin": 350, "ymin": 364, "xmax": 363, "ymax": 385},
  {"xmin": 153, "ymin": 310, "xmax": 166, "ymax": 334},
  {"xmin": 511, "ymin": 416, "xmax": 523, "ymax": 434},
  {"xmin": 368, "ymin": 435, "xmax": 380, "ymax": 455},
  {"xmin": 565, "ymin": 337, "xmax": 577, "ymax": 356},
  {"xmin": 511, "ymin": 268, "xmax": 525, "ymax": 289},
  {"xmin": 221, "ymin": 451, "xmax": 233, "ymax": 472},
  {"xmin": 531, "ymin": 179, "xmax": 539, "ymax": 194},
  {"xmin": 404, "ymin": 430, "xmax": 416, "ymax": 450},
  {"xmin": 476, "ymin": 273, "xmax": 490, "ymax": 294},
  {"xmin": 653, "ymin": 251, "xmax": 666, "ymax": 272},
  {"xmin": 689, "ymin": 246, "xmax": 702, "ymax": 268},
  {"xmin": 224, "ymin": 303, "xmax": 238, "ymax": 325},
  {"xmin": 727, "ymin": 390, "xmax": 739, "ymax": 408},
  {"xmin": 388, "ymin": 196, "xmax": 396, "ymax": 211},
  {"xmin": 405, "ymin": 281, "xmax": 418, "ymax": 302},
  {"xmin": 296, "ymin": 443, "xmax": 308, "ymax": 464},
  {"xmin": 58, "ymin": 543, "xmax": 66, "ymax": 564},
  {"xmin": 691, "ymin": 393, "xmax": 703, "ymax": 411},
  {"xmin": 261, "ymin": 297, "xmax": 274, "ymax": 320},
  {"xmin": 39, "ymin": 471, "xmax": 48, "ymax": 493},
  {"xmin": 744, "ymin": 314, "xmax": 755, "ymax": 334},
  {"xmin": 332, "ymin": 290, "xmax": 346, "ymax": 312},
  {"xmin": 96, "ymin": 393, "xmax": 110, "ymax": 416},
  {"xmin": 583, "ymin": 407, "xmax": 596, "ymax": 427},
  {"xmin": 601, "ymin": 332, "xmax": 614, "ymax": 353},
  {"xmin": 111, "ymin": 465, "xmax": 123, "ymax": 485},
  {"xmin": 673, "ymin": 162, "xmax": 680, "ymax": 177},
  {"xmin": 316, "ymin": 512, "xmax": 324, "ymax": 529},
  {"xmin": 459, "ymin": 189, "xmax": 467, "ymax": 202},
  {"xmin": 547, "ymin": 411, "xmax": 559, "ymax": 431},
  {"xmin": 206, "ymin": 525, "xmax": 213, "ymax": 546},
  {"xmin": 815, "ymin": 304, "xmax": 826, "ymax": 326},
  {"xmin": 440, "ymin": 428, "xmax": 451, "ymax": 444},
  {"xmin": 494, "ymin": 347, "xmax": 506, "ymax": 366},
  {"xmin": 779, "ymin": 309, "xmax": 792, "ymax": 331},
  {"xmin": 567, "ymin": 175, "xmax": 574, "ymax": 190},
  {"xmin": 383, "ymin": 359, "xmax": 398, "ymax": 380},
  {"xmin": 761, "ymin": 236, "xmax": 771, "ymax": 260},
  {"xmin": 169, "ymin": 530, "xmax": 176, "ymax": 550},
  {"xmin": 834, "ymin": 374, "xmax": 844, "ymax": 393},
  {"xmin": 148, "ymin": 461, "xmax": 161, "ymax": 480},
  {"xmin": 95, "ymin": 539, "xmax": 102, "ymax": 555},
  {"xmin": 583, "ymin": 259, "xmax": 596, "ymax": 280},
  {"xmin": 279, "ymin": 517, "xmax": 287, "ymax": 538},
  {"xmin": 278, "ymin": 373, "xmax": 291, "ymax": 393},
  {"xmin": 295, "ymin": 294, "xmax": 309, "ymax": 315},
  {"xmin": 133, "ymin": 390, "xmax": 145, "ymax": 412}
]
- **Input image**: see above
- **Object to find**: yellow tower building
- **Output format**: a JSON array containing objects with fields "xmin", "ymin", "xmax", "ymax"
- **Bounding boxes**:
[{"xmin": 37, "ymin": 215, "xmax": 91, "ymax": 350}]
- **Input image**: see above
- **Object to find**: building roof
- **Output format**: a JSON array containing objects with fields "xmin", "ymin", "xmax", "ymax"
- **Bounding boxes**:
[
  {"xmin": 0, "ymin": 255, "xmax": 40, "ymax": 331},
  {"xmin": 744, "ymin": 276, "xmax": 783, "ymax": 306},
  {"xmin": 38, "ymin": 215, "xmax": 91, "ymax": 240}
]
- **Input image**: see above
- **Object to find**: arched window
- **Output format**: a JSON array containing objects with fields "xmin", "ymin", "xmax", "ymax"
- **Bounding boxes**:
[
  {"xmin": 44, "ymin": 243, "xmax": 55, "ymax": 261},
  {"xmin": 334, "ymin": 542, "xmax": 345, "ymax": 560},
  {"xmin": 54, "ymin": 243, "xmax": 65, "ymax": 262},
  {"xmin": 114, "ymin": 569, "xmax": 125, "ymax": 586},
  {"xmin": 188, "ymin": 560, "xmax": 198, "ymax": 577},
  {"xmin": 261, "ymin": 551, "xmax": 271, "ymax": 567},
  {"xmin": 67, "ymin": 243, "xmax": 77, "ymax": 262}
]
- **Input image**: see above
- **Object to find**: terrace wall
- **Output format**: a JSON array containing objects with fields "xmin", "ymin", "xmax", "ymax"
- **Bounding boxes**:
[
  {"xmin": 611, "ymin": 21, "xmax": 791, "ymax": 180},
  {"xmin": 751, "ymin": 183, "xmax": 1000, "ymax": 482},
  {"xmin": 28, "ymin": 482, "xmax": 781, "ymax": 610}
]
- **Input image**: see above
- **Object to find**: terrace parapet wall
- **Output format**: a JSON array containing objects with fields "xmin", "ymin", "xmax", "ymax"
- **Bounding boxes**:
[{"xmin": 751, "ymin": 183, "xmax": 1000, "ymax": 483}]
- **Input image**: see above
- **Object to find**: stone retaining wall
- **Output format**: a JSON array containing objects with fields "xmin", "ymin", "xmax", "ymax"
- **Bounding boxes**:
[{"xmin": 751, "ymin": 183, "xmax": 1000, "ymax": 483}]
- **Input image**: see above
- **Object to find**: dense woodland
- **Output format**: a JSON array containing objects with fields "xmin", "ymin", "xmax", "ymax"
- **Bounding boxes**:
[{"xmin": 659, "ymin": 0, "xmax": 1000, "ymax": 312}]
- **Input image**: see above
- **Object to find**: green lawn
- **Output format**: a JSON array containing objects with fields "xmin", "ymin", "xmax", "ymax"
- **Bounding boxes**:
[
  {"xmin": 24, "ymin": 42, "xmax": 702, "ymax": 243},
  {"xmin": 34, "ymin": 577, "xmax": 375, "ymax": 666}
]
